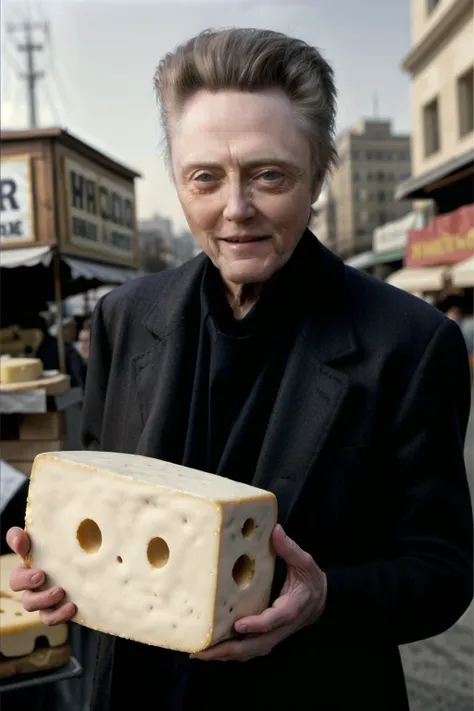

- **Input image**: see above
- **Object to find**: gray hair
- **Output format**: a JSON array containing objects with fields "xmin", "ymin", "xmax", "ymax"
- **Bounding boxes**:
[{"xmin": 154, "ymin": 28, "xmax": 339, "ymax": 183}]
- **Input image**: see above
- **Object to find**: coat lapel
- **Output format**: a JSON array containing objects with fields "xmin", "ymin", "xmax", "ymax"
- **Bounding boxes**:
[
  {"xmin": 131, "ymin": 254, "xmax": 206, "ymax": 462},
  {"xmin": 252, "ymin": 337, "xmax": 350, "ymax": 524},
  {"xmin": 253, "ymin": 235, "xmax": 358, "ymax": 523}
]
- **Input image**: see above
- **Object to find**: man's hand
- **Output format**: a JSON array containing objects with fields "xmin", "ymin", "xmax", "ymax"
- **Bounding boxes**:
[
  {"xmin": 190, "ymin": 524, "xmax": 327, "ymax": 662},
  {"xmin": 7, "ymin": 527, "xmax": 77, "ymax": 626}
]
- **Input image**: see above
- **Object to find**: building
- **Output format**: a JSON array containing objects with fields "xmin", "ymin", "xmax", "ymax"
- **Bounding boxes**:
[
  {"xmin": 138, "ymin": 213, "xmax": 175, "ymax": 272},
  {"xmin": 390, "ymin": 0, "xmax": 474, "ymax": 301},
  {"xmin": 396, "ymin": 0, "xmax": 473, "ymax": 213},
  {"xmin": 1, "ymin": 127, "xmax": 141, "ymax": 327},
  {"xmin": 138, "ymin": 214, "xmax": 199, "ymax": 272},
  {"xmin": 323, "ymin": 119, "xmax": 412, "ymax": 261}
]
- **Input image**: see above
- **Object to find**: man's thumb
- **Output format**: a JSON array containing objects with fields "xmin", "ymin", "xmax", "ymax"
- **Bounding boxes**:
[{"xmin": 272, "ymin": 524, "xmax": 311, "ymax": 568}]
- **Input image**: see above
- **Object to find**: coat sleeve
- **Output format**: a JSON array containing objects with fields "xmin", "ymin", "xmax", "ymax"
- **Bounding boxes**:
[
  {"xmin": 319, "ymin": 317, "xmax": 473, "ymax": 645},
  {"xmin": 81, "ymin": 296, "xmax": 111, "ymax": 452}
]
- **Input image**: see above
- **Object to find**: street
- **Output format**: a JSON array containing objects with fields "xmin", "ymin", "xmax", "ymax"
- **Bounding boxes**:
[{"xmin": 401, "ymin": 392, "xmax": 474, "ymax": 711}]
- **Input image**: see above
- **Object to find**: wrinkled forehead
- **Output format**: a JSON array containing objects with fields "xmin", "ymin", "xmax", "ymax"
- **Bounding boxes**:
[{"xmin": 169, "ymin": 89, "xmax": 311, "ymax": 171}]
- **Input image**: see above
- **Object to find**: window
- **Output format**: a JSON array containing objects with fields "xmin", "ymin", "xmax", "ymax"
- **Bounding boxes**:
[
  {"xmin": 377, "ymin": 191, "xmax": 386, "ymax": 203},
  {"xmin": 366, "ymin": 151, "xmax": 373, "ymax": 160},
  {"xmin": 458, "ymin": 67, "xmax": 474, "ymax": 137},
  {"xmin": 426, "ymin": 0, "xmax": 440, "ymax": 15},
  {"xmin": 378, "ymin": 212, "xmax": 387, "ymax": 224},
  {"xmin": 376, "ymin": 171, "xmax": 385, "ymax": 181},
  {"xmin": 423, "ymin": 98, "xmax": 440, "ymax": 156},
  {"xmin": 367, "ymin": 172, "xmax": 373, "ymax": 181},
  {"xmin": 352, "ymin": 150, "xmax": 360, "ymax": 160},
  {"xmin": 353, "ymin": 171, "xmax": 360, "ymax": 182}
]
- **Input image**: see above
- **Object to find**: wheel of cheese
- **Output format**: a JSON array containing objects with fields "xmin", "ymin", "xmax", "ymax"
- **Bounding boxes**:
[{"xmin": 0, "ymin": 358, "xmax": 43, "ymax": 384}]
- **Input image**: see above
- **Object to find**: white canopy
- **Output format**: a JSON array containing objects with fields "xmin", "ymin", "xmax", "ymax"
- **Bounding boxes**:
[
  {"xmin": 386, "ymin": 266, "xmax": 447, "ymax": 294},
  {"xmin": 450, "ymin": 255, "xmax": 474, "ymax": 288},
  {"xmin": 0, "ymin": 246, "xmax": 53, "ymax": 268},
  {"xmin": 0, "ymin": 247, "xmax": 137, "ymax": 284}
]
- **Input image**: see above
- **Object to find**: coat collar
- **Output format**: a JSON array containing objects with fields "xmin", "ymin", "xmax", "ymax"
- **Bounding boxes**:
[{"xmin": 141, "ymin": 230, "xmax": 357, "ymax": 365}]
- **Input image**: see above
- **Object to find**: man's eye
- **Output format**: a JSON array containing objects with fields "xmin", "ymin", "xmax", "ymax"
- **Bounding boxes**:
[
  {"xmin": 195, "ymin": 173, "xmax": 214, "ymax": 183},
  {"xmin": 259, "ymin": 171, "xmax": 283, "ymax": 182}
]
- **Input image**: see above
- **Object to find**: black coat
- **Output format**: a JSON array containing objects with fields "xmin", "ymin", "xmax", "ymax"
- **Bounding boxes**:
[{"xmin": 81, "ymin": 235, "xmax": 473, "ymax": 711}]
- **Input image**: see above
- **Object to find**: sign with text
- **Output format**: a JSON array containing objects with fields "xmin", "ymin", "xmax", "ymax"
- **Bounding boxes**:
[
  {"xmin": 0, "ymin": 156, "xmax": 34, "ymax": 246},
  {"xmin": 373, "ymin": 211, "xmax": 424, "ymax": 255},
  {"xmin": 406, "ymin": 204, "xmax": 474, "ymax": 267},
  {"xmin": 63, "ymin": 157, "xmax": 137, "ymax": 266}
]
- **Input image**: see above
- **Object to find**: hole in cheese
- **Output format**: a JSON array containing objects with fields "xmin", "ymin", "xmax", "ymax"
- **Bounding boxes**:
[
  {"xmin": 77, "ymin": 519, "xmax": 102, "ymax": 554},
  {"xmin": 15, "ymin": 611, "xmax": 22, "ymax": 616},
  {"xmin": 241, "ymin": 518, "xmax": 255, "ymax": 539},
  {"xmin": 0, "ymin": 609, "xmax": 4, "ymax": 614},
  {"xmin": 117, "ymin": 556, "xmax": 123, "ymax": 564},
  {"xmin": 147, "ymin": 537, "xmax": 170, "ymax": 568},
  {"xmin": 232, "ymin": 555, "xmax": 255, "ymax": 589}
]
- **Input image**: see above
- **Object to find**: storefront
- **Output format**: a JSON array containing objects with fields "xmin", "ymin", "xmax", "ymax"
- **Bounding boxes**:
[
  {"xmin": 1, "ymin": 127, "xmax": 141, "ymax": 350},
  {"xmin": 372, "ymin": 210, "xmax": 427, "ymax": 282},
  {"xmin": 387, "ymin": 203, "xmax": 474, "ymax": 300}
]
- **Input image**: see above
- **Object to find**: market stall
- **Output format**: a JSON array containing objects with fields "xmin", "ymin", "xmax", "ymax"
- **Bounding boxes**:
[
  {"xmin": 386, "ymin": 203, "xmax": 474, "ymax": 301},
  {"xmin": 0, "ymin": 127, "xmax": 141, "ymax": 708}
]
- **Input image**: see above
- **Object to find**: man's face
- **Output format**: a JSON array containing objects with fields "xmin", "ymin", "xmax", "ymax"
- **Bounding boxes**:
[{"xmin": 170, "ymin": 89, "xmax": 321, "ymax": 290}]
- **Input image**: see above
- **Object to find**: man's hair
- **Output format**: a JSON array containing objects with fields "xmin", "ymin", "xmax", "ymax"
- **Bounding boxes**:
[{"xmin": 154, "ymin": 28, "xmax": 338, "ymax": 183}]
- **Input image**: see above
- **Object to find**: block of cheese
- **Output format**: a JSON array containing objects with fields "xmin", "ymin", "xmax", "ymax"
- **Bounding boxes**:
[
  {"xmin": 0, "ymin": 643, "xmax": 70, "ymax": 680},
  {"xmin": 0, "ymin": 358, "xmax": 43, "ymax": 384},
  {"xmin": 25, "ymin": 451, "xmax": 277, "ymax": 653},
  {"xmin": 0, "ymin": 554, "xmax": 68, "ymax": 659}
]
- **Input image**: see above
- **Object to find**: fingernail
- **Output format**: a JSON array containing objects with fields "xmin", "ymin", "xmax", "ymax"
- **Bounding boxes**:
[
  {"xmin": 52, "ymin": 587, "xmax": 62, "ymax": 599},
  {"xmin": 235, "ymin": 622, "xmax": 247, "ymax": 634},
  {"xmin": 31, "ymin": 573, "xmax": 42, "ymax": 585},
  {"xmin": 13, "ymin": 537, "xmax": 19, "ymax": 550}
]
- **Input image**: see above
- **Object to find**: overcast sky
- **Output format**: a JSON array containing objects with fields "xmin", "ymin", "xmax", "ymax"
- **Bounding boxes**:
[{"xmin": 1, "ymin": 0, "xmax": 412, "ymax": 229}]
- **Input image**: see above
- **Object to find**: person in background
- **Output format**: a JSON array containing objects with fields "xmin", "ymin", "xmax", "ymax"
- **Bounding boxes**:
[
  {"xmin": 76, "ymin": 318, "xmax": 92, "ymax": 383},
  {"xmin": 31, "ymin": 315, "xmax": 85, "ymax": 389},
  {"xmin": 76, "ymin": 318, "xmax": 92, "ymax": 362},
  {"xmin": 437, "ymin": 295, "xmax": 474, "ymax": 359}
]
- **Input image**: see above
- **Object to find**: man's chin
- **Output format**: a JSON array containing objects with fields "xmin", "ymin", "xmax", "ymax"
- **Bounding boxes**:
[{"xmin": 217, "ymin": 257, "xmax": 278, "ymax": 286}]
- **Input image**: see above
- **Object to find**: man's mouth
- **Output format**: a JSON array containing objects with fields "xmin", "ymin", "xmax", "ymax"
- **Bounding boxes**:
[{"xmin": 222, "ymin": 236, "xmax": 270, "ymax": 244}]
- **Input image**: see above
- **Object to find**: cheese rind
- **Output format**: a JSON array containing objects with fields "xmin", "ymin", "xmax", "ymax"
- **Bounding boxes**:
[
  {"xmin": 0, "ymin": 358, "xmax": 43, "ymax": 384},
  {"xmin": 25, "ymin": 451, "xmax": 277, "ymax": 653},
  {"xmin": 0, "ymin": 554, "xmax": 68, "ymax": 658}
]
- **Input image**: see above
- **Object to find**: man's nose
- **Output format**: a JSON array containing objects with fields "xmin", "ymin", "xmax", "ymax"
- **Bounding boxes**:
[{"xmin": 223, "ymin": 185, "xmax": 256, "ymax": 222}]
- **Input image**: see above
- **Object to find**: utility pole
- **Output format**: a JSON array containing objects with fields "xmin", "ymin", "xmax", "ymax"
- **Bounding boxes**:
[{"xmin": 7, "ymin": 21, "xmax": 48, "ymax": 128}]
